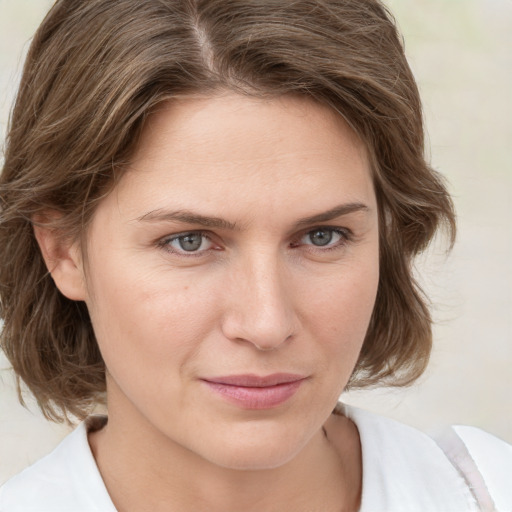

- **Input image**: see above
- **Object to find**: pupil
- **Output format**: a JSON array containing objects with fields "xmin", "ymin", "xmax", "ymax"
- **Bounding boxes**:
[
  {"xmin": 179, "ymin": 234, "xmax": 202, "ymax": 251},
  {"xmin": 310, "ymin": 229, "xmax": 332, "ymax": 246}
]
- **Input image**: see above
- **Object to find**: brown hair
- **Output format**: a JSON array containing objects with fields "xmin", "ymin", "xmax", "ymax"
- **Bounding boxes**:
[{"xmin": 0, "ymin": 0, "xmax": 455, "ymax": 421}]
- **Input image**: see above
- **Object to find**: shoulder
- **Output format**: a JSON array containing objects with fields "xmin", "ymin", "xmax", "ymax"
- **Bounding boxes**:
[
  {"xmin": 339, "ymin": 404, "xmax": 512, "ymax": 512},
  {"xmin": 0, "ymin": 417, "xmax": 115, "ymax": 512},
  {"xmin": 451, "ymin": 425, "xmax": 512, "ymax": 512}
]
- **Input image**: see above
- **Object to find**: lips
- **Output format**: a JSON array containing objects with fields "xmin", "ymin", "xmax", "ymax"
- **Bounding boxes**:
[{"xmin": 201, "ymin": 373, "xmax": 306, "ymax": 410}]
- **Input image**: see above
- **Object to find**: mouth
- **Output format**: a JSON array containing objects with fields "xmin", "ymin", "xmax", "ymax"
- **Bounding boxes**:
[{"xmin": 201, "ymin": 373, "xmax": 307, "ymax": 410}]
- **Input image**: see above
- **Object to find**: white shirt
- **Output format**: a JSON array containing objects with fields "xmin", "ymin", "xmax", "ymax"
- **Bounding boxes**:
[{"xmin": 1, "ymin": 405, "xmax": 511, "ymax": 511}]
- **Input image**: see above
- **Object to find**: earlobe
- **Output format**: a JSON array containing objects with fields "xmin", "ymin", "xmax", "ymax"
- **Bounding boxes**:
[{"xmin": 33, "ymin": 218, "xmax": 88, "ymax": 301}]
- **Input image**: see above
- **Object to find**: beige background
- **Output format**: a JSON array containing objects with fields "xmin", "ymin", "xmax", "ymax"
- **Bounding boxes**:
[{"xmin": 1, "ymin": 0, "xmax": 511, "ymax": 483}]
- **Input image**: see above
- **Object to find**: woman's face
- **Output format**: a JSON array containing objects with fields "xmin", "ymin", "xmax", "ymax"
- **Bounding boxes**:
[{"xmin": 80, "ymin": 93, "xmax": 379, "ymax": 470}]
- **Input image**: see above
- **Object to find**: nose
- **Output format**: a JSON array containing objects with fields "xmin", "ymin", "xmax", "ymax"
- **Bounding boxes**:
[{"xmin": 220, "ymin": 251, "xmax": 297, "ymax": 351}]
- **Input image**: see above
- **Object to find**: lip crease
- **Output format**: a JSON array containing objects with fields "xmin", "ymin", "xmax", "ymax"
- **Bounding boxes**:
[
  {"xmin": 204, "ymin": 373, "xmax": 306, "ymax": 387},
  {"xmin": 201, "ymin": 373, "xmax": 307, "ymax": 409}
]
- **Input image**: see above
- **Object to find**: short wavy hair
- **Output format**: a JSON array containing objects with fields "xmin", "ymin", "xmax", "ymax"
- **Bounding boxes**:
[{"xmin": 0, "ymin": 0, "xmax": 455, "ymax": 421}]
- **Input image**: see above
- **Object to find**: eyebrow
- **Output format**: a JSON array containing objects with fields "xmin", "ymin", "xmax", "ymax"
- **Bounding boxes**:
[
  {"xmin": 294, "ymin": 202, "xmax": 369, "ymax": 227},
  {"xmin": 136, "ymin": 202, "xmax": 369, "ymax": 230},
  {"xmin": 136, "ymin": 209, "xmax": 239, "ymax": 230}
]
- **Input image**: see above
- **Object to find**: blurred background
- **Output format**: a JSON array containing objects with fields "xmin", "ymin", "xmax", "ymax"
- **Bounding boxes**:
[{"xmin": 1, "ymin": 0, "xmax": 511, "ymax": 483}]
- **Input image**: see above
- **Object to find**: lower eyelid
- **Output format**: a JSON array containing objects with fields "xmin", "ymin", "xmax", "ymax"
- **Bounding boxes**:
[
  {"xmin": 158, "ymin": 228, "xmax": 352, "ymax": 255},
  {"xmin": 299, "ymin": 228, "xmax": 351, "ymax": 246},
  {"xmin": 159, "ymin": 232, "xmax": 214, "ymax": 254}
]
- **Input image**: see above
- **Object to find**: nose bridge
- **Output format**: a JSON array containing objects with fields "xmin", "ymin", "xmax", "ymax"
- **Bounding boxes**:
[{"xmin": 222, "ymin": 246, "xmax": 296, "ymax": 350}]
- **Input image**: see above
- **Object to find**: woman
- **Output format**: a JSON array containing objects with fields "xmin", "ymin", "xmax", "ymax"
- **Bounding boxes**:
[{"xmin": 0, "ymin": 0, "xmax": 510, "ymax": 510}]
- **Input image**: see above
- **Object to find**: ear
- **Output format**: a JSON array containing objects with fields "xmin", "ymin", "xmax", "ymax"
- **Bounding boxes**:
[{"xmin": 33, "ymin": 215, "xmax": 88, "ymax": 301}]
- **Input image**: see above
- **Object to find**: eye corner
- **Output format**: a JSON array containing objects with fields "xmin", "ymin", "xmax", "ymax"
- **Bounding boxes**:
[
  {"xmin": 293, "ymin": 226, "xmax": 353, "ymax": 251},
  {"xmin": 158, "ymin": 230, "xmax": 219, "ymax": 257}
]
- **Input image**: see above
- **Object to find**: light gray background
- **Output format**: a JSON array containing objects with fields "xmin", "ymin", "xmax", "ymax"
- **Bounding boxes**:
[{"xmin": 1, "ymin": 0, "xmax": 511, "ymax": 483}]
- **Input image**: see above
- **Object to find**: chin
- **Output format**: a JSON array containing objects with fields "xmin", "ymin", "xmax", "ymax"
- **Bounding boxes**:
[
  {"xmin": 196, "ymin": 423, "xmax": 313, "ymax": 471},
  {"xmin": 210, "ymin": 445, "xmax": 301, "ymax": 471}
]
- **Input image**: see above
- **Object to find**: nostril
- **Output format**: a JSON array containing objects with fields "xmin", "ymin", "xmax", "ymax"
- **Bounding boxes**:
[{"xmin": 251, "ymin": 334, "xmax": 293, "ymax": 352}]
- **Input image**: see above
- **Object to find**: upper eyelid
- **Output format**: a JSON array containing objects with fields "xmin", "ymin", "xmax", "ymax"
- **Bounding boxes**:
[
  {"xmin": 160, "ymin": 226, "xmax": 349, "ymax": 238},
  {"xmin": 167, "ymin": 231, "xmax": 205, "ymax": 239},
  {"xmin": 159, "ymin": 231, "xmax": 215, "ymax": 252},
  {"xmin": 297, "ymin": 225, "xmax": 352, "ymax": 239},
  {"xmin": 159, "ymin": 226, "xmax": 351, "ymax": 241},
  {"xmin": 290, "ymin": 227, "xmax": 353, "ymax": 251},
  {"xmin": 162, "ymin": 230, "xmax": 212, "ymax": 242}
]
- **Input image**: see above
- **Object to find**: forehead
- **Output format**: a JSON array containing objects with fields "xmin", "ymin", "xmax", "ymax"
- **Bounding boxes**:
[
  {"xmin": 134, "ymin": 93, "xmax": 368, "ymax": 171},
  {"xmin": 102, "ymin": 92, "xmax": 375, "ymax": 224}
]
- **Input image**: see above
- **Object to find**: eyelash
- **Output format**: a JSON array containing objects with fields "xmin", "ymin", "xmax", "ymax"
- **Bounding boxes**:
[
  {"xmin": 294, "ymin": 227, "xmax": 353, "ymax": 252},
  {"xmin": 158, "ymin": 231, "xmax": 217, "ymax": 258},
  {"xmin": 158, "ymin": 226, "xmax": 353, "ymax": 257}
]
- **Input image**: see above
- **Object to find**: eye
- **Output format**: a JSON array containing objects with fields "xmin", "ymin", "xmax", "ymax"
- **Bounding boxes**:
[
  {"xmin": 161, "ymin": 232, "xmax": 214, "ymax": 255},
  {"xmin": 297, "ymin": 227, "xmax": 350, "ymax": 249}
]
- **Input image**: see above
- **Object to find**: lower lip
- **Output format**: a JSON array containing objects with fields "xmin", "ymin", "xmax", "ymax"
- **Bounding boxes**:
[{"xmin": 202, "ymin": 380, "xmax": 304, "ymax": 410}]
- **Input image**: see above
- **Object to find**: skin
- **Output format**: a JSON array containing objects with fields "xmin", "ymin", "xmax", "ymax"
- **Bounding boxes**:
[{"xmin": 37, "ymin": 93, "xmax": 379, "ymax": 511}]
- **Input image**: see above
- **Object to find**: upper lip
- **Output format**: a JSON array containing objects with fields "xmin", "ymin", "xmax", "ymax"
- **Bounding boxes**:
[{"xmin": 202, "ymin": 373, "xmax": 306, "ymax": 387}]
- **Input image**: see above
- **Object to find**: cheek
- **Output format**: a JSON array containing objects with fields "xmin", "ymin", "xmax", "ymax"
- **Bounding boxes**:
[
  {"xmin": 301, "ymin": 256, "xmax": 379, "ymax": 382},
  {"xmin": 306, "ymin": 259, "xmax": 378, "ymax": 334},
  {"xmin": 85, "ymin": 262, "xmax": 222, "ymax": 381}
]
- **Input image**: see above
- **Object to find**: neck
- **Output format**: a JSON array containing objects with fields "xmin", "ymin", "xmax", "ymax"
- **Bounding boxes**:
[{"xmin": 89, "ymin": 402, "xmax": 361, "ymax": 512}]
